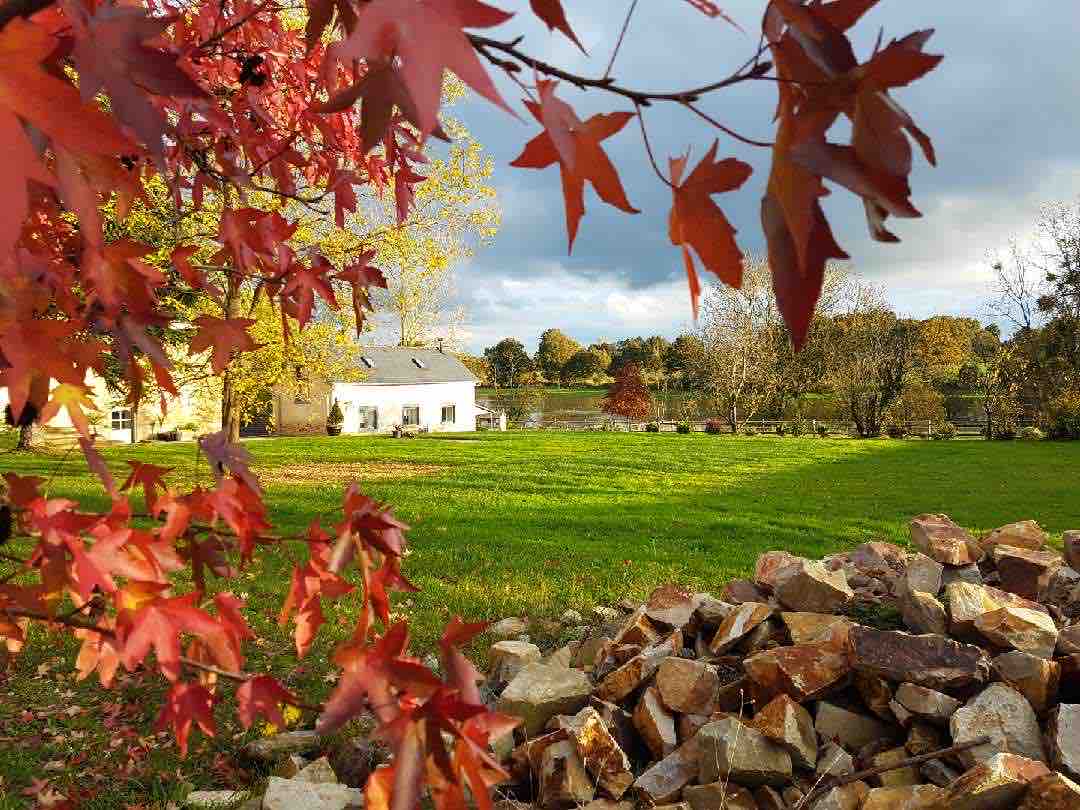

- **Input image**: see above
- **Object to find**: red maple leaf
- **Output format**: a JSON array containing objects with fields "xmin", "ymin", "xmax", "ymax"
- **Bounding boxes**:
[
  {"xmin": 329, "ymin": 0, "xmax": 514, "ymax": 139},
  {"xmin": 189, "ymin": 315, "xmax": 258, "ymax": 375},
  {"xmin": 155, "ymin": 681, "xmax": 217, "ymax": 756},
  {"xmin": 198, "ymin": 432, "xmax": 261, "ymax": 494},
  {"xmin": 121, "ymin": 461, "xmax": 173, "ymax": 513},
  {"xmin": 511, "ymin": 82, "xmax": 638, "ymax": 251},
  {"xmin": 668, "ymin": 141, "xmax": 752, "ymax": 317},
  {"xmin": 281, "ymin": 261, "xmax": 337, "ymax": 329},
  {"xmin": 121, "ymin": 593, "xmax": 229, "ymax": 681},
  {"xmin": 38, "ymin": 384, "xmax": 97, "ymax": 438},
  {"xmin": 528, "ymin": 0, "xmax": 585, "ymax": 52},
  {"xmin": 236, "ymin": 675, "xmax": 298, "ymax": 730},
  {"xmin": 3, "ymin": 472, "xmax": 46, "ymax": 508}
]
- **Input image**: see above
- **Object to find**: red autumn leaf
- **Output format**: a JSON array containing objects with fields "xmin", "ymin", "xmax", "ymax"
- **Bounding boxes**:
[
  {"xmin": 282, "ymin": 263, "xmax": 337, "ymax": 329},
  {"xmin": 155, "ymin": 681, "xmax": 217, "ymax": 756},
  {"xmin": 668, "ymin": 141, "xmax": 752, "ymax": 317},
  {"xmin": 528, "ymin": 0, "xmax": 585, "ymax": 52},
  {"xmin": 330, "ymin": 0, "xmax": 514, "ymax": 139},
  {"xmin": 122, "ymin": 593, "xmax": 226, "ymax": 681},
  {"xmin": 121, "ymin": 461, "xmax": 173, "ymax": 513},
  {"xmin": 682, "ymin": 0, "xmax": 740, "ymax": 28},
  {"xmin": 189, "ymin": 315, "xmax": 258, "ymax": 375},
  {"xmin": 69, "ymin": 5, "xmax": 206, "ymax": 157},
  {"xmin": 511, "ymin": 82, "xmax": 638, "ymax": 251},
  {"xmin": 236, "ymin": 675, "xmax": 298, "ymax": 730},
  {"xmin": 439, "ymin": 617, "xmax": 488, "ymax": 703},
  {"xmin": 38, "ymin": 384, "xmax": 97, "ymax": 438},
  {"xmin": 198, "ymin": 432, "xmax": 262, "ymax": 494},
  {"xmin": 368, "ymin": 556, "xmax": 419, "ymax": 627},
  {"xmin": 2, "ymin": 473, "xmax": 45, "ymax": 508}
]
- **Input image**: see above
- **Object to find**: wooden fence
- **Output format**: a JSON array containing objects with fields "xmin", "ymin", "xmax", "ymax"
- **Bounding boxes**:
[{"xmin": 514, "ymin": 417, "xmax": 1023, "ymax": 438}]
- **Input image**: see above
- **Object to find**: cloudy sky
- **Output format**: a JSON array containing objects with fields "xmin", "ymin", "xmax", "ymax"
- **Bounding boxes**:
[{"xmin": 432, "ymin": 1, "xmax": 1080, "ymax": 354}]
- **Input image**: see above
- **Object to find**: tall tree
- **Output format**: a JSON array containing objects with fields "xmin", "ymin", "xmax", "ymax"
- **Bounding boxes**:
[
  {"xmin": 601, "ymin": 363, "xmax": 653, "ymax": 424},
  {"xmin": 535, "ymin": 328, "xmax": 582, "ymax": 384},
  {"xmin": 484, "ymin": 338, "xmax": 533, "ymax": 388},
  {"xmin": 562, "ymin": 348, "xmax": 609, "ymax": 385}
]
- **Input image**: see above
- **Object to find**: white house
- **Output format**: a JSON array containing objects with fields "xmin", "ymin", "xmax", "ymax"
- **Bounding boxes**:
[{"xmin": 275, "ymin": 347, "xmax": 481, "ymax": 435}]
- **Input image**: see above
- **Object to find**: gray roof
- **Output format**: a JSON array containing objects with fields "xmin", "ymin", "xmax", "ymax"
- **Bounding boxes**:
[{"xmin": 351, "ymin": 347, "xmax": 477, "ymax": 385}]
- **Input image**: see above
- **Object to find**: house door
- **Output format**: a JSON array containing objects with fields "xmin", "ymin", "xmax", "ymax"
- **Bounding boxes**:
[{"xmin": 357, "ymin": 406, "xmax": 378, "ymax": 432}]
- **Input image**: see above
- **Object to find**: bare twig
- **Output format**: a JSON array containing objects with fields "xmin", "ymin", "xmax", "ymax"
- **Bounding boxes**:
[
  {"xmin": 634, "ymin": 103, "xmax": 675, "ymax": 189},
  {"xmin": 682, "ymin": 101, "xmax": 773, "ymax": 149},
  {"xmin": 603, "ymin": 0, "xmax": 639, "ymax": 80}
]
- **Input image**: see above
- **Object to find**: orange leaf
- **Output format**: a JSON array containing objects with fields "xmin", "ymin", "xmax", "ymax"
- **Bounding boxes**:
[{"xmin": 38, "ymin": 384, "xmax": 97, "ymax": 438}]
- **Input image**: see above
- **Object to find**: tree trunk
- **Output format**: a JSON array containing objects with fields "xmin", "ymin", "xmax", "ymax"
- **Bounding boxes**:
[
  {"xmin": 220, "ymin": 277, "xmax": 242, "ymax": 442},
  {"xmin": 14, "ymin": 422, "xmax": 33, "ymax": 451}
]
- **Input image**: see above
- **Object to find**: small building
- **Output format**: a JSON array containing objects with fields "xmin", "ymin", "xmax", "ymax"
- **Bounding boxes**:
[{"xmin": 275, "ymin": 347, "xmax": 480, "ymax": 435}]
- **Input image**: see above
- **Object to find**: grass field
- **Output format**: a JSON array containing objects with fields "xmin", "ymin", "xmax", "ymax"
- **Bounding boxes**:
[{"xmin": 2, "ymin": 431, "xmax": 1079, "ymax": 807}]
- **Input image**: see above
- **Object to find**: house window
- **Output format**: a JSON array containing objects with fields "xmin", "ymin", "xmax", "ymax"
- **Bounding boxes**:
[
  {"xmin": 111, "ymin": 408, "xmax": 132, "ymax": 431},
  {"xmin": 441, "ymin": 404, "xmax": 455, "ymax": 424},
  {"xmin": 358, "ymin": 406, "xmax": 378, "ymax": 430},
  {"xmin": 402, "ymin": 405, "xmax": 419, "ymax": 425},
  {"xmin": 411, "ymin": 358, "xmax": 426, "ymax": 369}
]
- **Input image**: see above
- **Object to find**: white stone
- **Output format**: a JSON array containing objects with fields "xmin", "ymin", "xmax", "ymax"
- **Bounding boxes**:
[{"xmin": 262, "ymin": 776, "xmax": 363, "ymax": 810}]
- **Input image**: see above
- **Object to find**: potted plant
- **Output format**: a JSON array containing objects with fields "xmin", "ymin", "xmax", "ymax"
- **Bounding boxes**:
[{"xmin": 326, "ymin": 399, "xmax": 344, "ymax": 436}]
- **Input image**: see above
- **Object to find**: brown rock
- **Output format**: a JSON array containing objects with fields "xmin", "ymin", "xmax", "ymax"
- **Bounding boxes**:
[
  {"xmin": 753, "ymin": 693, "xmax": 817, "ymax": 770},
  {"xmin": 893, "ymin": 682, "xmax": 961, "ymax": 725},
  {"xmin": 709, "ymin": 602, "xmax": 774, "ymax": 655},
  {"xmin": 722, "ymin": 579, "xmax": 769, "ymax": 604},
  {"xmin": 696, "ymin": 717, "xmax": 792, "ymax": 787},
  {"xmin": 993, "ymin": 545, "xmax": 1062, "ymax": 601},
  {"xmin": 950, "ymin": 683, "xmax": 1047, "ymax": 768},
  {"xmin": 899, "ymin": 588, "xmax": 948, "ymax": 635},
  {"xmin": 633, "ymin": 686, "xmax": 677, "ymax": 760},
  {"xmin": 572, "ymin": 635, "xmax": 611, "ymax": 672},
  {"xmin": 848, "ymin": 626, "xmax": 990, "ymax": 691},
  {"xmin": 539, "ymin": 740, "xmax": 595, "ymax": 808},
  {"xmin": 814, "ymin": 701, "xmax": 897, "ymax": 751},
  {"xmin": 981, "ymin": 520, "xmax": 1048, "ymax": 553},
  {"xmin": 815, "ymin": 742, "xmax": 854, "ymax": 777},
  {"xmin": 909, "ymin": 513, "xmax": 982, "ymax": 566},
  {"xmin": 613, "ymin": 605, "xmax": 662, "ymax": 647},
  {"xmin": 772, "ymin": 559, "xmax": 854, "ymax": 614},
  {"xmin": 991, "ymin": 651, "xmax": 1060, "ymax": 714},
  {"xmin": 752, "ymin": 786, "xmax": 786, "ymax": 810},
  {"xmin": 1017, "ymin": 772, "xmax": 1080, "ymax": 810},
  {"xmin": 870, "ymin": 746, "xmax": 920, "ymax": 787},
  {"xmin": 1057, "ymin": 624, "xmax": 1080, "ymax": 655},
  {"xmin": 587, "ymin": 698, "xmax": 638, "ymax": 758},
  {"xmin": 939, "ymin": 753, "xmax": 1049, "ymax": 810},
  {"xmin": 656, "ymin": 658, "xmax": 719, "ymax": 714},
  {"xmin": 780, "ymin": 612, "xmax": 853, "ymax": 646},
  {"xmin": 243, "ymin": 730, "xmax": 321, "ymax": 761},
  {"xmin": 683, "ymin": 782, "xmax": 758, "ymax": 810},
  {"xmin": 904, "ymin": 722, "xmax": 944, "ymax": 757},
  {"xmin": 1048, "ymin": 703, "xmax": 1080, "ymax": 781},
  {"xmin": 632, "ymin": 740, "xmax": 700, "ymax": 804},
  {"xmin": 1065, "ymin": 531, "xmax": 1080, "ymax": 571},
  {"xmin": 596, "ymin": 634, "xmax": 680, "ymax": 703},
  {"xmin": 740, "ymin": 617, "xmax": 779, "ymax": 654},
  {"xmin": 693, "ymin": 595, "xmax": 733, "ymax": 628},
  {"xmin": 1039, "ymin": 566, "xmax": 1080, "ymax": 609},
  {"xmin": 490, "ymin": 617, "xmax": 529, "ymax": 639},
  {"xmin": 920, "ymin": 758, "xmax": 961, "ymax": 787},
  {"xmin": 946, "ymin": 582, "xmax": 1049, "ymax": 639},
  {"xmin": 497, "ymin": 663, "xmax": 593, "ymax": 736},
  {"xmin": 564, "ymin": 707, "xmax": 634, "ymax": 799},
  {"xmin": 744, "ymin": 644, "xmax": 850, "ymax": 704},
  {"xmin": 580, "ymin": 801, "xmax": 633, "ymax": 810},
  {"xmin": 489, "ymin": 640, "xmax": 543, "ymax": 683},
  {"xmin": 677, "ymin": 713, "xmax": 710, "ymax": 742},
  {"xmin": 973, "ymin": 605, "xmax": 1058, "ymax": 659},
  {"xmin": 854, "ymin": 672, "xmax": 894, "ymax": 721},
  {"xmin": 754, "ymin": 550, "xmax": 801, "ymax": 590},
  {"xmin": 861, "ymin": 784, "xmax": 945, "ymax": 810},
  {"xmin": 646, "ymin": 585, "xmax": 696, "ymax": 630},
  {"xmin": 903, "ymin": 553, "xmax": 945, "ymax": 596},
  {"xmin": 511, "ymin": 730, "xmax": 570, "ymax": 779},
  {"xmin": 849, "ymin": 542, "xmax": 909, "ymax": 581},
  {"xmin": 809, "ymin": 782, "xmax": 868, "ymax": 810}
]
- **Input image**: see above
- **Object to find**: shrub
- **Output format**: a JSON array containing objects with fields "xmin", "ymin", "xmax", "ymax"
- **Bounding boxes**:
[
  {"xmin": 1048, "ymin": 389, "xmax": 1080, "ymax": 439},
  {"xmin": 775, "ymin": 423, "xmax": 786, "ymax": 436},
  {"xmin": 704, "ymin": 419, "xmax": 724, "ymax": 435},
  {"xmin": 645, "ymin": 422, "xmax": 660, "ymax": 432},
  {"xmin": 932, "ymin": 421, "xmax": 957, "ymax": 440},
  {"xmin": 789, "ymin": 418, "xmax": 807, "ymax": 437},
  {"xmin": 994, "ymin": 426, "xmax": 1017, "ymax": 440},
  {"xmin": 676, "ymin": 421, "xmax": 691, "ymax": 434},
  {"xmin": 816, "ymin": 423, "xmax": 828, "ymax": 437},
  {"xmin": 742, "ymin": 426, "xmax": 758, "ymax": 436},
  {"xmin": 1018, "ymin": 425, "xmax": 1045, "ymax": 441},
  {"xmin": 885, "ymin": 423, "xmax": 907, "ymax": 439}
]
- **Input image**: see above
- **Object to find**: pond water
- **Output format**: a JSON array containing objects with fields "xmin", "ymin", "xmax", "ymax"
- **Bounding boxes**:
[{"xmin": 476, "ymin": 389, "xmax": 707, "ymax": 424}]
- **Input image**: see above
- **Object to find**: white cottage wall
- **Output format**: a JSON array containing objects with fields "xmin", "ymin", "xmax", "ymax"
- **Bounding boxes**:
[{"xmin": 331, "ymin": 381, "xmax": 476, "ymax": 433}]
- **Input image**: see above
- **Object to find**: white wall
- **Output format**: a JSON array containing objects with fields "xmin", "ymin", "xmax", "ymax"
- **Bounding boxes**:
[{"xmin": 331, "ymin": 381, "xmax": 477, "ymax": 433}]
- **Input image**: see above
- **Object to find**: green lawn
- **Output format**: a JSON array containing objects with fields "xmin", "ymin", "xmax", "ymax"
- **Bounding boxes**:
[{"xmin": 1, "ymin": 431, "xmax": 1079, "ymax": 807}]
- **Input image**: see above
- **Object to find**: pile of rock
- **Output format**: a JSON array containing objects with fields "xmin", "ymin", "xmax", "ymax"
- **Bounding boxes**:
[{"xmin": 486, "ymin": 516, "xmax": 1080, "ymax": 810}]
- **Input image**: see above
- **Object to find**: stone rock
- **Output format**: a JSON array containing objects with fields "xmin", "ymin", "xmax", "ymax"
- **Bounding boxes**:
[
  {"xmin": 780, "ymin": 612, "xmax": 852, "ymax": 646},
  {"xmin": 614, "ymin": 605, "xmax": 663, "ymax": 648},
  {"xmin": 683, "ymin": 782, "xmax": 758, "ymax": 810},
  {"xmin": 511, "ymin": 729, "xmax": 570, "ymax": 780},
  {"xmin": 899, "ymin": 588, "xmax": 948, "ymax": 635},
  {"xmin": 753, "ymin": 786, "xmax": 787, "ymax": 810},
  {"xmin": 809, "ymin": 781, "xmax": 868, "ymax": 810},
  {"xmin": 262, "ymin": 776, "xmax": 363, "ymax": 810},
  {"xmin": 904, "ymin": 722, "xmax": 944, "ymax": 756},
  {"xmin": 273, "ymin": 753, "xmax": 307, "ymax": 778},
  {"xmin": 1048, "ymin": 703, "xmax": 1080, "ymax": 781},
  {"xmin": 539, "ymin": 739, "xmax": 594, "ymax": 808},
  {"xmin": 939, "ymin": 753, "xmax": 1049, "ymax": 810},
  {"xmin": 490, "ymin": 640, "xmax": 543, "ymax": 683},
  {"xmin": 740, "ymin": 616, "xmax": 779, "ymax": 654},
  {"xmin": 744, "ymin": 644, "xmax": 850, "ymax": 704},
  {"xmin": 893, "ymin": 682, "xmax": 961, "ymax": 725},
  {"xmin": 752, "ymin": 693, "xmax": 817, "ymax": 770},
  {"xmin": 633, "ymin": 686, "xmax": 677, "ymax": 760},
  {"xmin": 721, "ymin": 579, "xmax": 769, "ymax": 604},
  {"xmin": 593, "ymin": 606, "xmax": 621, "ymax": 624},
  {"xmin": 696, "ymin": 717, "xmax": 792, "ymax": 787},
  {"xmin": 243, "ymin": 730, "xmax": 321, "ymax": 761},
  {"xmin": 754, "ymin": 550, "xmax": 802, "ymax": 590},
  {"xmin": 559, "ymin": 608, "xmax": 584, "ymax": 626},
  {"xmin": 871, "ymin": 746, "xmax": 920, "ymax": 787},
  {"xmin": 849, "ymin": 542, "xmax": 909, "ymax": 581},
  {"xmin": 616, "ymin": 597, "xmax": 642, "ymax": 612},
  {"xmin": 1017, "ymin": 772, "xmax": 1080, "ymax": 810},
  {"xmin": 564, "ymin": 707, "xmax": 634, "ymax": 799},
  {"xmin": 981, "ymin": 520, "xmax": 1048, "ymax": 553},
  {"xmin": 693, "ymin": 596, "xmax": 733, "ymax": 628},
  {"xmin": 903, "ymin": 553, "xmax": 945, "ymax": 596},
  {"xmin": 889, "ymin": 698, "xmax": 913, "ymax": 727},
  {"xmin": 815, "ymin": 742, "xmax": 854, "ymax": 777},
  {"xmin": 656, "ymin": 658, "xmax": 719, "ymax": 715},
  {"xmin": 645, "ymin": 585, "xmax": 696, "ymax": 630},
  {"xmin": 848, "ymin": 626, "xmax": 990, "ymax": 691},
  {"xmin": 973, "ymin": 605, "xmax": 1058, "ymax": 659},
  {"xmin": 1065, "ymin": 531, "xmax": 1080, "ymax": 571},
  {"xmin": 854, "ymin": 672, "xmax": 894, "ymax": 721},
  {"xmin": 677, "ymin": 713, "xmax": 710, "ymax": 742},
  {"xmin": 993, "ymin": 545, "xmax": 1062, "ymax": 601},
  {"xmin": 861, "ymin": 784, "xmax": 945, "ymax": 810},
  {"xmin": 946, "ymin": 582, "xmax": 1048, "ymax": 638},
  {"xmin": 943, "ymin": 563, "xmax": 984, "ymax": 588},
  {"xmin": 1040, "ymin": 566, "xmax": 1080, "ymax": 609},
  {"xmin": 772, "ymin": 559, "xmax": 853, "ymax": 613},
  {"xmin": 295, "ymin": 756, "xmax": 338, "ymax": 784},
  {"xmin": 497, "ymin": 663, "xmax": 593, "ymax": 736},
  {"xmin": 490, "ymin": 617, "xmax": 529, "ymax": 639},
  {"xmin": 586, "ymin": 697, "xmax": 638, "ymax": 757},
  {"xmin": 595, "ymin": 634, "xmax": 679, "ymax": 703},
  {"xmin": 920, "ymin": 758, "xmax": 961, "ymax": 787},
  {"xmin": 632, "ymin": 740, "xmax": 700, "ymax": 804},
  {"xmin": 950, "ymin": 683, "xmax": 1046, "ymax": 768},
  {"xmin": 1057, "ymin": 624, "xmax": 1080, "ymax": 655},
  {"xmin": 909, "ymin": 514, "xmax": 982, "ymax": 566},
  {"xmin": 329, "ymin": 737, "xmax": 386, "ymax": 788},
  {"xmin": 991, "ymin": 651, "xmax": 1060, "ymax": 714},
  {"xmin": 185, "ymin": 790, "xmax": 250, "ymax": 808},
  {"xmin": 580, "ymin": 801, "xmax": 634, "ymax": 810},
  {"xmin": 572, "ymin": 635, "xmax": 611, "ymax": 672},
  {"xmin": 814, "ymin": 701, "xmax": 896, "ymax": 751},
  {"xmin": 709, "ymin": 602, "xmax": 774, "ymax": 655}
]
